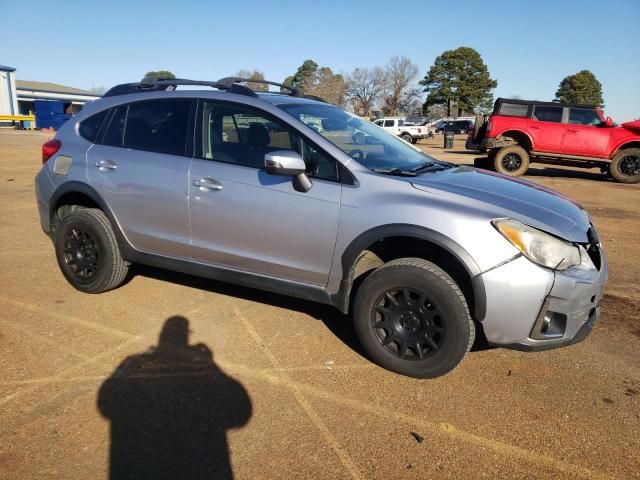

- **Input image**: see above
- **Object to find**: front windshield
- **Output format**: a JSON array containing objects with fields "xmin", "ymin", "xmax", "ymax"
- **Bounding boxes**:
[{"xmin": 278, "ymin": 103, "xmax": 440, "ymax": 172}]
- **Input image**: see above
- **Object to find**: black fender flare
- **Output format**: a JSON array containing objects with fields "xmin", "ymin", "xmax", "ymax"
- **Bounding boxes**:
[
  {"xmin": 48, "ymin": 181, "xmax": 134, "ymax": 257},
  {"xmin": 331, "ymin": 224, "xmax": 486, "ymax": 321}
]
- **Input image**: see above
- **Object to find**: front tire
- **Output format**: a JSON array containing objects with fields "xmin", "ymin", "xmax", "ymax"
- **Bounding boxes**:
[
  {"xmin": 493, "ymin": 145, "xmax": 530, "ymax": 176},
  {"xmin": 609, "ymin": 148, "xmax": 640, "ymax": 183},
  {"xmin": 54, "ymin": 208, "xmax": 129, "ymax": 293},
  {"xmin": 353, "ymin": 258, "xmax": 474, "ymax": 378}
]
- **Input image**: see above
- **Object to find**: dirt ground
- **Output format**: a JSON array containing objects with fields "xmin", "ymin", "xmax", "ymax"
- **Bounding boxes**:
[{"xmin": 0, "ymin": 129, "xmax": 638, "ymax": 480}]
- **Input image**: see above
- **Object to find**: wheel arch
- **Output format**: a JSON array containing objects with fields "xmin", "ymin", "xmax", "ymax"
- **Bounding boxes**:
[
  {"xmin": 332, "ymin": 224, "xmax": 486, "ymax": 321},
  {"xmin": 498, "ymin": 129, "xmax": 533, "ymax": 151},
  {"xmin": 611, "ymin": 140, "xmax": 640, "ymax": 158},
  {"xmin": 49, "ymin": 181, "xmax": 133, "ymax": 257}
]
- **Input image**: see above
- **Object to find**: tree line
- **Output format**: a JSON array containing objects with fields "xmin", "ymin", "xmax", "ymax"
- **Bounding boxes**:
[{"xmin": 142, "ymin": 50, "xmax": 604, "ymax": 118}]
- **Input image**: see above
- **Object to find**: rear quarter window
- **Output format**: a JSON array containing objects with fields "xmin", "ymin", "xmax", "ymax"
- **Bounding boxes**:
[
  {"xmin": 79, "ymin": 109, "xmax": 109, "ymax": 142},
  {"xmin": 498, "ymin": 103, "xmax": 529, "ymax": 117}
]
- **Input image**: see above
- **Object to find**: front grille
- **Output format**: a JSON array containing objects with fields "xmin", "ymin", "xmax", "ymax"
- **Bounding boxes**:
[{"xmin": 585, "ymin": 226, "xmax": 602, "ymax": 270}]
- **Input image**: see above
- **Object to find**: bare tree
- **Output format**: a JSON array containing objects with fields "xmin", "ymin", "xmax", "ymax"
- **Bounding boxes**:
[
  {"xmin": 235, "ymin": 69, "xmax": 268, "ymax": 92},
  {"xmin": 382, "ymin": 56, "xmax": 419, "ymax": 116},
  {"xmin": 345, "ymin": 67, "xmax": 386, "ymax": 116}
]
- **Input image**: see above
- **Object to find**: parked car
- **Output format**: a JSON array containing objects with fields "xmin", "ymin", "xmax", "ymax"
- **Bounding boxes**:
[
  {"xmin": 473, "ymin": 98, "xmax": 640, "ymax": 183},
  {"xmin": 366, "ymin": 117, "xmax": 429, "ymax": 144},
  {"xmin": 436, "ymin": 120, "xmax": 474, "ymax": 135},
  {"xmin": 36, "ymin": 77, "xmax": 607, "ymax": 378}
]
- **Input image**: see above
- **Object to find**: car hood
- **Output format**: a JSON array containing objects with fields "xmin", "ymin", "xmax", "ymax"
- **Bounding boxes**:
[
  {"xmin": 621, "ymin": 119, "xmax": 640, "ymax": 133},
  {"xmin": 411, "ymin": 166, "xmax": 591, "ymax": 242}
]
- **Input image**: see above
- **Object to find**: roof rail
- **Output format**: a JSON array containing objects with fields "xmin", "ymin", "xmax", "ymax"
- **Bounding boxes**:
[
  {"xmin": 103, "ymin": 78, "xmax": 257, "ymax": 98},
  {"xmin": 102, "ymin": 76, "xmax": 321, "ymax": 101}
]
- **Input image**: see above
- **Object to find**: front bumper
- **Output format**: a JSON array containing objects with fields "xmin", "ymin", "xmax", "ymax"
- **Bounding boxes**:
[{"xmin": 480, "ymin": 249, "xmax": 607, "ymax": 351}]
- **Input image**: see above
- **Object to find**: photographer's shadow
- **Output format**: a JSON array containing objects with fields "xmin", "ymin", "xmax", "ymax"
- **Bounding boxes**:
[{"xmin": 98, "ymin": 316, "xmax": 251, "ymax": 480}]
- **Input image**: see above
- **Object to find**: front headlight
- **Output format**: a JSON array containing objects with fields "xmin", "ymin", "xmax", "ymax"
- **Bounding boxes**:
[{"xmin": 492, "ymin": 219, "xmax": 581, "ymax": 270}]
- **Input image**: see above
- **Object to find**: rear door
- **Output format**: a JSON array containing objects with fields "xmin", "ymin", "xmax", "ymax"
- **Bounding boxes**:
[
  {"xmin": 86, "ymin": 98, "xmax": 194, "ymax": 257},
  {"xmin": 561, "ymin": 107, "xmax": 610, "ymax": 157},
  {"xmin": 188, "ymin": 100, "xmax": 341, "ymax": 286},
  {"xmin": 529, "ymin": 105, "xmax": 565, "ymax": 152}
]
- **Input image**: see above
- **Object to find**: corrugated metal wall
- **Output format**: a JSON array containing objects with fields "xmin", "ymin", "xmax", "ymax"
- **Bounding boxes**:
[{"xmin": 0, "ymin": 70, "xmax": 19, "ymax": 116}]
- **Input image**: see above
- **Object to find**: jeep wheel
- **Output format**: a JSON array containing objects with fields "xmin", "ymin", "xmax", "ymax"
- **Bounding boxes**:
[
  {"xmin": 353, "ymin": 258, "xmax": 474, "ymax": 378},
  {"xmin": 493, "ymin": 145, "xmax": 530, "ymax": 176},
  {"xmin": 401, "ymin": 133, "xmax": 413, "ymax": 143},
  {"xmin": 609, "ymin": 148, "xmax": 640, "ymax": 184},
  {"xmin": 54, "ymin": 208, "xmax": 129, "ymax": 293}
]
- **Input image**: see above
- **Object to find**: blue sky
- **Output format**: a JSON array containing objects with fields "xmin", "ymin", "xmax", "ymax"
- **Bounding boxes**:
[{"xmin": 2, "ymin": 0, "xmax": 639, "ymax": 120}]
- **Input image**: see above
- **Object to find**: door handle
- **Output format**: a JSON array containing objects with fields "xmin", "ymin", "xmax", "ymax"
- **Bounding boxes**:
[
  {"xmin": 95, "ymin": 159, "xmax": 117, "ymax": 172},
  {"xmin": 193, "ymin": 177, "xmax": 223, "ymax": 191},
  {"xmin": 530, "ymin": 125, "xmax": 541, "ymax": 129},
  {"xmin": 567, "ymin": 129, "xmax": 579, "ymax": 132}
]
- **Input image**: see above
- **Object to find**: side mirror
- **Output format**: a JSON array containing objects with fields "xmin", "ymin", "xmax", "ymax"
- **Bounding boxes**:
[
  {"xmin": 605, "ymin": 117, "xmax": 614, "ymax": 127},
  {"xmin": 264, "ymin": 150, "xmax": 312, "ymax": 192}
]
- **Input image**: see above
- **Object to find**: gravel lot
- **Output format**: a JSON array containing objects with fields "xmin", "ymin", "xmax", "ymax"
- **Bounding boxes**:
[{"xmin": 1, "ymin": 130, "xmax": 638, "ymax": 479}]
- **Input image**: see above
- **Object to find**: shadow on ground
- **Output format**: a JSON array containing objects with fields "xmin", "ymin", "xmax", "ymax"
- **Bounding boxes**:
[
  {"xmin": 98, "ymin": 316, "xmax": 252, "ymax": 480},
  {"xmin": 133, "ymin": 266, "xmax": 491, "ymax": 356}
]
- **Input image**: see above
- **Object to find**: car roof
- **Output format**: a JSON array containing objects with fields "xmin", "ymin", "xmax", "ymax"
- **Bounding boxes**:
[{"xmin": 495, "ymin": 97, "xmax": 598, "ymax": 110}]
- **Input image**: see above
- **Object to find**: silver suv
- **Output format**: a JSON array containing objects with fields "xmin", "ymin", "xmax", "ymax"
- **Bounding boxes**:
[{"xmin": 35, "ymin": 77, "xmax": 607, "ymax": 378}]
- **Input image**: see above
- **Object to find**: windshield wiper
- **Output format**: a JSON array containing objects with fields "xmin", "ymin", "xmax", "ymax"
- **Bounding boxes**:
[
  {"xmin": 371, "ymin": 168, "xmax": 417, "ymax": 177},
  {"xmin": 410, "ymin": 162, "xmax": 451, "ymax": 173}
]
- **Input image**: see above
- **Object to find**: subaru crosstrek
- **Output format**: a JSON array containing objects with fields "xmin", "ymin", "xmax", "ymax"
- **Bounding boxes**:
[{"xmin": 35, "ymin": 77, "xmax": 608, "ymax": 378}]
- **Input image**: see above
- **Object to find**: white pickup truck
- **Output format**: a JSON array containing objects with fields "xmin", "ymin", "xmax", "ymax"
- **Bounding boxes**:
[{"xmin": 372, "ymin": 118, "xmax": 431, "ymax": 144}]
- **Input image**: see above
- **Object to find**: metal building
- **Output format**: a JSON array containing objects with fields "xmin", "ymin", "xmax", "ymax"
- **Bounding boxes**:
[
  {"xmin": 0, "ymin": 65, "xmax": 19, "ymax": 117},
  {"xmin": 1, "ymin": 65, "xmax": 100, "ymax": 128}
]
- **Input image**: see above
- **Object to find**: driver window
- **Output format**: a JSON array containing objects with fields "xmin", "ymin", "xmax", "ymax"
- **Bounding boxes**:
[
  {"xmin": 569, "ymin": 108, "xmax": 600, "ymax": 126},
  {"xmin": 201, "ymin": 101, "xmax": 337, "ymax": 181}
]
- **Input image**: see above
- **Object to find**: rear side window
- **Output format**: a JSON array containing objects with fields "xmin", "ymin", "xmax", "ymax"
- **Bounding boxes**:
[
  {"xmin": 533, "ymin": 105, "xmax": 563, "ymax": 123},
  {"xmin": 498, "ymin": 103, "xmax": 529, "ymax": 117},
  {"xmin": 102, "ymin": 106, "xmax": 127, "ymax": 147},
  {"xmin": 384, "ymin": 120, "xmax": 394, "ymax": 127},
  {"xmin": 124, "ymin": 100, "xmax": 191, "ymax": 155},
  {"xmin": 79, "ymin": 109, "xmax": 109, "ymax": 142}
]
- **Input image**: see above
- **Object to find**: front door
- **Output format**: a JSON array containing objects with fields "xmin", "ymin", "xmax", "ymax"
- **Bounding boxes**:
[
  {"xmin": 188, "ymin": 100, "xmax": 341, "ymax": 286},
  {"xmin": 561, "ymin": 107, "xmax": 611, "ymax": 157}
]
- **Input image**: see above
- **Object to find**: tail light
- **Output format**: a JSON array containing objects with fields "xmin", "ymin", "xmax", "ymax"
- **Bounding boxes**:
[
  {"xmin": 42, "ymin": 139, "xmax": 61, "ymax": 164},
  {"xmin": 486, "ymin": 119, "xmax": 492, "ymax": 134}
]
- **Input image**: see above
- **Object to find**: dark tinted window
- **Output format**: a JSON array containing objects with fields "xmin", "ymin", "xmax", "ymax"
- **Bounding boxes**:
[
  {"xmin": 102, "ymin": 106, "xmax": 127, "ymax": 146},
  {"xmin": 533, "ymin": 105, "xmax": 563, "ymax": 123},
  {"xmin": 384, "ymin": 119, "xmax": 394, "ymax": 127},
  {"xmin": 569, "ymin": 108, "xmax": 601, "ymax": 126},
  {"xmin": 498, "ymin": 102, "xmax": 529, "ymax": 117},
  {"xmin": 124, "ymin": 100, "xmax": 191, "ymax": 155},
  {"xmin": 79, "ymin": 109, "xmax": 108, "ymax": 142},
  {"xmin": 201, "ymin": 101, "xmax": 337, "ymax": 181}
]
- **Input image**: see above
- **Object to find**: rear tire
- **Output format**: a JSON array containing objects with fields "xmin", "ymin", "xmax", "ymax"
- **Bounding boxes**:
[
  {"xmin": 493, "ymin": 145, "xmax": 530, "ymax": 176},
  {"xmin": 54, "ymin": 208, "xmax": 129, "ymax": 293},
  {"xmin": 353, "ymin": 258, "xmax": 474, "ymax": 378},
  {"xmin": 401, "ymin": 133, "xmax": 413, "ymax": 143},
  {"xmin": 609, "ymin": 148, "xmax": 640, "ymax": 184}
]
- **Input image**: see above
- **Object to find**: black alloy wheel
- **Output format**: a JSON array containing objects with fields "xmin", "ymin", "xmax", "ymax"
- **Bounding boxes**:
[
  {"xmin": 371, "ymin": 287, "xmax": 446, "ymax": 360},
  {"xmin": 62, "ymin": 227, "xmax": 100, "ymax": 280},
  {"xmin": 501, "ymin": 152, "xmax": 523, "ymax": 172}
]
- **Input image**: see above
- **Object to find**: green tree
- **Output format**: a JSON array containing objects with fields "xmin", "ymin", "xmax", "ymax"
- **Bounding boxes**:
[
  {"xmin": 555, "ymin": 70, "xmax": 604, "ymax": 106},
  {"xmin": 142, "ymin": 70, "xmax": 176, "ymax": 82},
  {"xmin": 420, "ymin": 47, "xmax": 497, "ymax": 115}
]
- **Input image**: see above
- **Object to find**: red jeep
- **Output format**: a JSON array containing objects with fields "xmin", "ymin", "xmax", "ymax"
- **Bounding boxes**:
[{"xmin": 473, "ymin": 98, "xmax": 640, "ymax": 183}]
